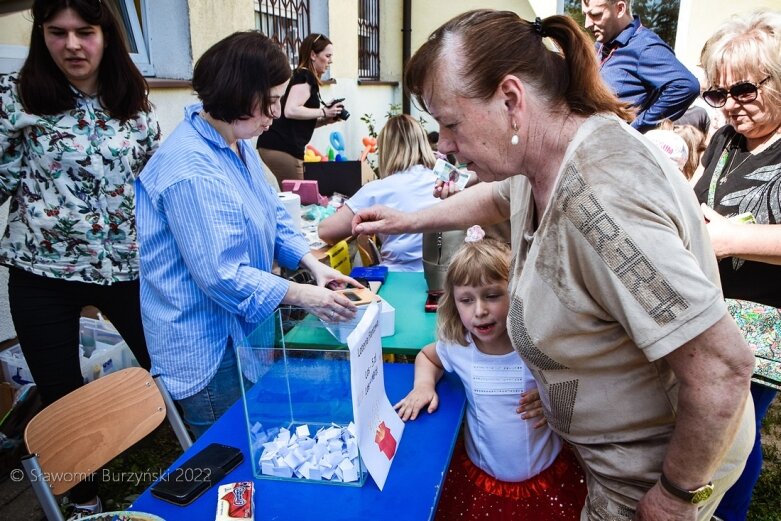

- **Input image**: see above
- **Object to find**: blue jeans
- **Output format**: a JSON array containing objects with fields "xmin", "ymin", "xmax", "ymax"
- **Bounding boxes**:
[
  {"xmin": 715, "ymin": 381, "xmax": 777, "ymax": 521},
  {"xmin": 177, "ymin": 341, "xmax": 242, "ymax": 439}
]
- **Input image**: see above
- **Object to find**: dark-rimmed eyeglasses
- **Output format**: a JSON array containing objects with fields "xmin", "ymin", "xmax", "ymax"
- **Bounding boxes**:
[{"xmin": 702, "ymin": 76, "xmax": 771, "ymax": 108}]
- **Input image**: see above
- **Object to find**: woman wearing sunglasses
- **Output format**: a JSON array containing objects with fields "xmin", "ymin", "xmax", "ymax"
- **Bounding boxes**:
[{"xmin": 694, "ymin": 9, "xmax": 781, "ymax": 521}]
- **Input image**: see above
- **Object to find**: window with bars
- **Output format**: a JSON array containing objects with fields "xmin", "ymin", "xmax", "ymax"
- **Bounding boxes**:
[
  {"xmin": 358, "ymin": 0, "xmax": 379, "ymax": 80},
  {"xmin": 254, "ymin": 0, "xmax": 311, "ymax": 69}
]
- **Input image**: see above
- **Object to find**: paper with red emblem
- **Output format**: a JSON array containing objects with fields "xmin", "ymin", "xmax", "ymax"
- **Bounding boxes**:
[
  {"xmin": 216, "ymin": 481, "xmax": 253, "ymax": 520},
  {"xmin": 347, "ymin": 302, "xmax": 405, "ymax": 490}
]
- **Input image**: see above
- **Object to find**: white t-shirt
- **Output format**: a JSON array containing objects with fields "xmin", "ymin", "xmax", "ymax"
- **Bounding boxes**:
[
  {"xmin": 436, "ymin": 335, "xmax": 562, "ymax": 482},
  {"xmin": 346, "ymin": 164, "xmax": 440, "ymax": 271}
]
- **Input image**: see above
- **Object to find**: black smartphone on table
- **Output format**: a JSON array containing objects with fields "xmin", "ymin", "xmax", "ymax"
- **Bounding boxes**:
[{"xmin": 150, "ymin": 443, "xmax": 243, "ymax": 505}]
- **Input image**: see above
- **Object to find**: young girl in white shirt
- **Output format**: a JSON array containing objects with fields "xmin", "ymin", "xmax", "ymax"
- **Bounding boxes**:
[{"xmin": 394, "ymin": 227, "xmax": 586, "ymax": 520}]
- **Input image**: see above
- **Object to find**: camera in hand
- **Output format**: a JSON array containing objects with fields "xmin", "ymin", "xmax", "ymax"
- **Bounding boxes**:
[{"xmin": 326, "ymin": 98, "xmax": 350, "ymax": 121}]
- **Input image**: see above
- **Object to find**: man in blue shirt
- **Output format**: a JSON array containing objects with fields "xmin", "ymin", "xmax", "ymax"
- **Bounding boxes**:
[{"xmin": 582, "ymin": 0, "xmax": 699, "ymax": 132}]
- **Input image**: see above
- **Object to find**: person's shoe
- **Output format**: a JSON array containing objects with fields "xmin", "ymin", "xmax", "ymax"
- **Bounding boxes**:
[{"xmin": 66, "ymin": 496, "xmax": 102, "ymax": 520}]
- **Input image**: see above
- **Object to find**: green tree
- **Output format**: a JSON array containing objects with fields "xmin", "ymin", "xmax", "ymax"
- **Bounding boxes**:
[{"xmin": 564, "ymin": 0, "xmax": 680, "ymax": 48}]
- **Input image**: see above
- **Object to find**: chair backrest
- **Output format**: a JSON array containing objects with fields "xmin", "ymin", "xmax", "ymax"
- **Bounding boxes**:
[
  {"xmin": 24, "ymin": 367, "xmax": 168, "ymax": 496},
  {"xmin": 356, "ymin": 234, "xmax": 381, "ymax": 267}
]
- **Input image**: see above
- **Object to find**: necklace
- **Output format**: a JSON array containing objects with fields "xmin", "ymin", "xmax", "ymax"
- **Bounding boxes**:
[
  {"xmin": 719, "ymin": 146, "xmax": 751, "ymax": 185},
  {"xmin": 707, "ymin": 127, "xmax": 781, "ymax": 206}
]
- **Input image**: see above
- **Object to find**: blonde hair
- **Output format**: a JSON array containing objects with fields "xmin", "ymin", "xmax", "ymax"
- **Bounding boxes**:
[
  {"xmin": 658, "ymin": 120, "xmax": 706, "ymax": 179},
  {"xmin": 436, "ymin": 238, "xmax": 511, "ymax": 346},
  {"xmin": 376, "ymin": 115, "xmax": 436, "ymax": 179},
  {"xmin": 700, "ymin": 9, "xmax": 781, "ymax": 122}
]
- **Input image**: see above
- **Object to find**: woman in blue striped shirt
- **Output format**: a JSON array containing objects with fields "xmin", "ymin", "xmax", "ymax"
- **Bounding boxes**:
[{"xmin": 136, "ymin": 32, "xmax": 360, "ymax": 438}]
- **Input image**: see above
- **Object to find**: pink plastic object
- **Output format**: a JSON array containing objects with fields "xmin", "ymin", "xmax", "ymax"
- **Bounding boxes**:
[{"xmin": 281, "ymin": 179, "xmax": 326, "ymax": 205}]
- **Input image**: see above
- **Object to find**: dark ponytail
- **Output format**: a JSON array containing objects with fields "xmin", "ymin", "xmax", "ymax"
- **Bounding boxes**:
[
  {"xmin": 539, "ymin": 15, "xmax": 634, "ymax": 121},
  {"xmin": 406, "ymin": 9, "xmax": 634, "ymax": 122}
]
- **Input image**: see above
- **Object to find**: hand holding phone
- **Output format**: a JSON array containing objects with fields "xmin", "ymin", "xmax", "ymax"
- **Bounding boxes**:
[{"xmin": 150, "ymin": 443, "xmax": 243, "ymax": 506}]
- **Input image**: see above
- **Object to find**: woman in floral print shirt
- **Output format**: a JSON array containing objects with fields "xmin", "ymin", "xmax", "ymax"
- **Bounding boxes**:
[{"xmin": 0, "ymin": 0, "xmax": 157, "ymax": 516}]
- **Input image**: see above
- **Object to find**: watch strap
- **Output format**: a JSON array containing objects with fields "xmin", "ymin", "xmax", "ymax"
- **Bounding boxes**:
[{"xmin": 659, "ymin": 472, "xmax": 713, "ymax": 504}]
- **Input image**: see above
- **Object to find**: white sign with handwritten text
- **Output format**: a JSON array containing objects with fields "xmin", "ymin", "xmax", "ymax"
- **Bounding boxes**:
[{"xmin": 347, "ymin": 302, "xmax": 405, "ymax": 490}]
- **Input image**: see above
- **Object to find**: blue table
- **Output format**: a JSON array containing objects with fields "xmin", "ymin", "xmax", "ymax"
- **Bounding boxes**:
[{"xmin": 130, "ymin": 363, "xmax": 465, "ymax": 520}]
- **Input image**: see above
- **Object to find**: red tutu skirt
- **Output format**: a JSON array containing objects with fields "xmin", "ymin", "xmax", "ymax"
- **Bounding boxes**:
[{"xmin": 435, "ymin": 441, "xmax": 587, "ymax": 520}]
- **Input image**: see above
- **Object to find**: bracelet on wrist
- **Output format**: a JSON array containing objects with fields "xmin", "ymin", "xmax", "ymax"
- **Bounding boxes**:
[{"xmin": 322, "ymin": 108, "xmax": 327, "ymax": 118}]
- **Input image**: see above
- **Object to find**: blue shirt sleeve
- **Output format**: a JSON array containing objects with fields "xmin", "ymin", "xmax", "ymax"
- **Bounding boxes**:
[
  {"xmin": 632, "ymin": 42, "xmax": 700, "ymax": 131},
  {"xmin": 161, "ymin": 175, "xmax": 291, "ymax": 323}
]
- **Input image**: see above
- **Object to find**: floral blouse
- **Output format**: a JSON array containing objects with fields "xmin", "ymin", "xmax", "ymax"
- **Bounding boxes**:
[{"xmin": 0, "ymin": 73, "xmax": 160, "ymax": 284}]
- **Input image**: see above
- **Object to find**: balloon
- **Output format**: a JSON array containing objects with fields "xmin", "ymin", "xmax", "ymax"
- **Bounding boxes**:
[
  {"xmin": 306, "ymin": 143, "xmax": 325, "ymax": 157},
  {"xmin": 360, "ymin": 136, "xmax": 377, "ymax": 163},
  {"xmin": 305, "ymin": 144, "xmax": 325, "ymax": 162},
  {"xmin": 330, "ymin": 131, "xmax": 346, "ymax": 153}
]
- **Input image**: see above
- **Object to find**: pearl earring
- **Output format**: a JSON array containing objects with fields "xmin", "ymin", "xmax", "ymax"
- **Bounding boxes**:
[{"xmin": 510, "ymin": 121, "xmax": 519, "ymax": 146}]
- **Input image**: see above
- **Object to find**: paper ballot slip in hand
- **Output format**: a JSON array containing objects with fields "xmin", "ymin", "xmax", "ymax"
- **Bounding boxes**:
[
  {"xmin": 433, "ymin": 158, "xmax": 470, "ymax": 191},
  {"xmin": 346, "ymin": 302, "xmax": 404, "ymax": 490}
]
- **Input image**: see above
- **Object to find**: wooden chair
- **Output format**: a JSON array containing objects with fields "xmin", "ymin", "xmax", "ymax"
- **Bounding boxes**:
[
  {"xmin": 22, "ymin": 367, "xmax": 193, "ymax": 521},
  {"xmin": 356, "ymin": 234, "xmax": 382, "ymax": 267}
]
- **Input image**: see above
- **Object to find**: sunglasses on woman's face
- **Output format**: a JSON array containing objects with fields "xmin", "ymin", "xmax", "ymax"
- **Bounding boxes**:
[{"xmin": 702, "ymin": 76, "xmax": 771, "ymax": 108}]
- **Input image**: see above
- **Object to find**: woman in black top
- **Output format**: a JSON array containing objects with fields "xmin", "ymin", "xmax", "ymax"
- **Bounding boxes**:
[
  {"xmin": 257, "ymin": 33, "xmax": 345, "ymax": 184},
  {"xmin": 694, "ymin": 9, "xmax": 781, "ymax": 521}
]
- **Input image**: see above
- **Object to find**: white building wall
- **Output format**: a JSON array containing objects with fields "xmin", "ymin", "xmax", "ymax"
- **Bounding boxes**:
[{"xmin": 675, "ymin": 0, "xmax": 781, "ymax": 71}]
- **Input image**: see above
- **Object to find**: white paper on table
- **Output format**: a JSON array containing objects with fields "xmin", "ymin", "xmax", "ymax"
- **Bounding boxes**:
[{"xmin": 346, "ymin": 302, "xmax": 405, "ymax": 490}]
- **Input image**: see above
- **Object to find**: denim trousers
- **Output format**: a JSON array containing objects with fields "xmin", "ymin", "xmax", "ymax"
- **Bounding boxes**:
[
  {"xmin": 715, "ymin": 381, "xmax": 778, "ymax": 521},
  {"xmin": 176, "ymin": 341, "xmax": 243, "ymax": 440}
]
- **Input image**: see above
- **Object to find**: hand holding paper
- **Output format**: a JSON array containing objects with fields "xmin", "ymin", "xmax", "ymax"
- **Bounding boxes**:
[{"xmin": 433, "ymin": 158, "xmax": 470, "ymax": 192}]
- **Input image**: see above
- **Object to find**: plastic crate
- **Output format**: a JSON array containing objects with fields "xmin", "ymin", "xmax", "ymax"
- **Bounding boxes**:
[
  {"xmin": 0, "ymin": 318, "xmax": 138, "ymax": 389},
  {"xmin": 0, "ymin": 344, "xmax": 34, "ymax": 390}
]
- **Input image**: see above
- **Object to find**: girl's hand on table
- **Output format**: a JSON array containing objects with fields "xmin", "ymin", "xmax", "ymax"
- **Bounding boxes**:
[{"xmin": 394, "ymin": 387, "xmax": 439, "ymax": 421}]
